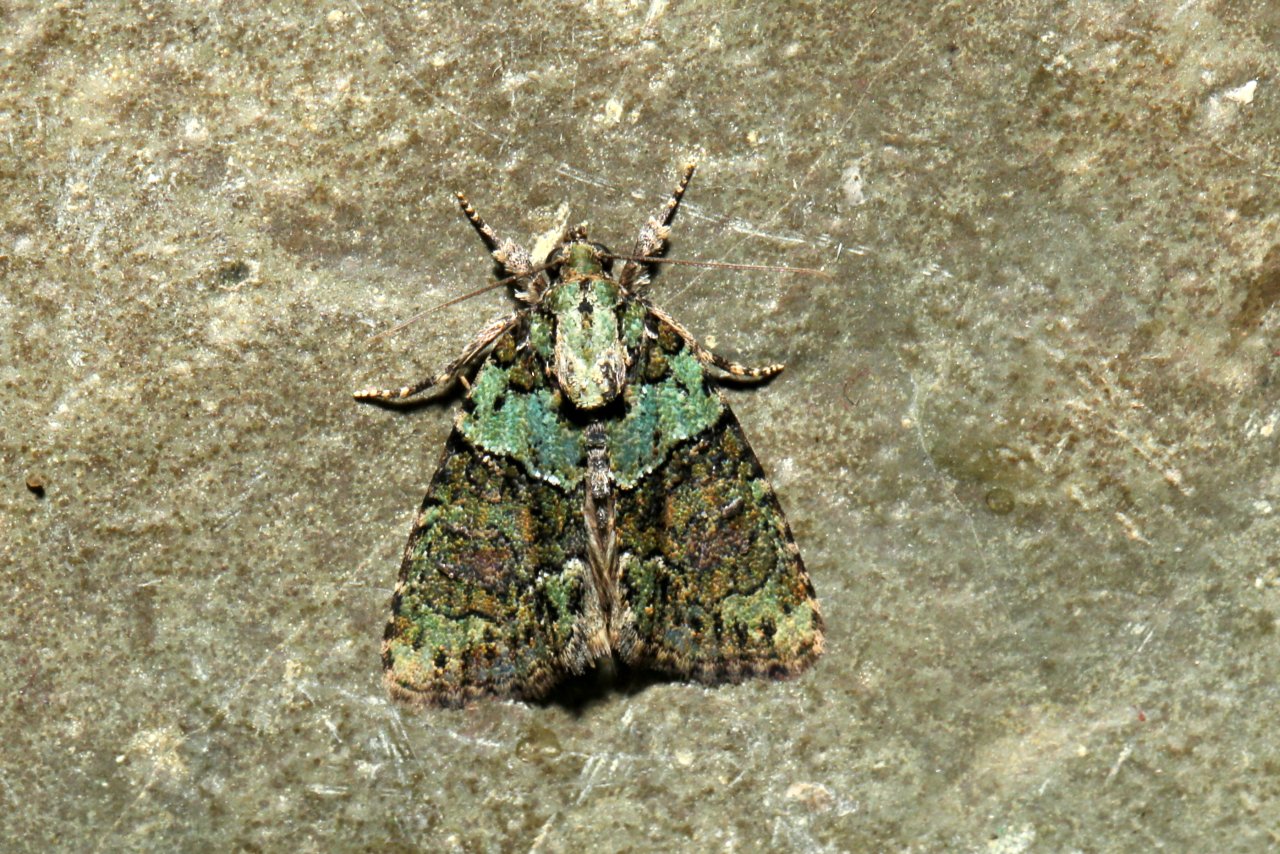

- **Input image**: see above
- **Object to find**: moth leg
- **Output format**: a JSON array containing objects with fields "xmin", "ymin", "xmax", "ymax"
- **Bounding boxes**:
[
  {"xmin": 455, "ymin": 192, "xmax": 534, "ymax": 277},
  {"xmin": 648, "ymin": 304, "xmax": 784, "ymax": 380},
  {"xmin": 353, "ymin": 313, "xmax": 520, "ymax": 401},
  {"xmin": 619, "ymin": 162, "xmax": 696, "ymax": 290}
]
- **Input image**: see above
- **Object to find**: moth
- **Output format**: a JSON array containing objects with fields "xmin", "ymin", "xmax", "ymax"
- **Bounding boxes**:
[{"xmin": 355, "ymin": 164, "xmax": 822, "ymax": 706}]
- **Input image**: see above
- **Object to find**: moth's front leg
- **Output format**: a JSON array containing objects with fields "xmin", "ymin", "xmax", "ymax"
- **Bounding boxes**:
[
  {"xmin": 353, "ymin": 313, "xmax": 520, "ymax": 402},
  {"xmin": 646, "ymin": 304, "xmax": 784, "ymax": 381}
]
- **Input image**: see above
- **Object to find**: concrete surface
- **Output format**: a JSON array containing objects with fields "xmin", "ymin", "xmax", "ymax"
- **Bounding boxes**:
[{"xmin": 3, "ymin": 1, "xmax": 1278, "ymax": 850}]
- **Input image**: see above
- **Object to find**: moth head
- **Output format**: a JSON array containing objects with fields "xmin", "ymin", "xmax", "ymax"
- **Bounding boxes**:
[{"xmin": 547, "ymin": 239, "xmax": 614, "ymax": 280}]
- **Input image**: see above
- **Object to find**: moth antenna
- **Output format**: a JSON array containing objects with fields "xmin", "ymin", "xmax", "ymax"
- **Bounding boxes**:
[
  {"xmin": 455, "ymin": 191, "xmax": 502, "ymax": 253},
  {"xmin": 656, "ymin": 161, "xmax": 696, "ymax": 230},
  {"xmin": 369, "ymin": 261, "xmax": 561, "ymax": 342}
]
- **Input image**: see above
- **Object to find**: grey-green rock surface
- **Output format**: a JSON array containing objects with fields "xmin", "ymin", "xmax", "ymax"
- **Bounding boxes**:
[{"xmin": 3, "ymin": 1, "xmax": 1278, "ymax": 850}]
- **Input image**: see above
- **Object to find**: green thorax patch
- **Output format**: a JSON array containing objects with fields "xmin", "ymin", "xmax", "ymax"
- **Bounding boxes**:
[{"xmin": 545, "ymin": 242, "xmax": 629, "ymax": 410}]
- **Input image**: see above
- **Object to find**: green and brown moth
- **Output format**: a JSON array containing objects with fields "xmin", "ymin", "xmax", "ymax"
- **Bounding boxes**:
[{"xmin": 355, "ymin": 164, "xmax": 822, "ymax": 706}]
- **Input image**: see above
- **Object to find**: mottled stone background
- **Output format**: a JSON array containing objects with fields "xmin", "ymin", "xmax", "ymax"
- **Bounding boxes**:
[{"xmin": 3, "ymin": 1, "xmax": 1278, "ymax": 850}]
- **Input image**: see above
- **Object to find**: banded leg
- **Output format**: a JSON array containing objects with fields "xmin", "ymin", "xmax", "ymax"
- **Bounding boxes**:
[
  {"xmin": 619, "ymin": 163, "xmax": 696, "ymax": 290},
  {"xmin": 353, "ymin": 313, "xmax": 520, "ymax": 401},
  {"xmin": 455, "ymin": 192, "xmax": 534, "ymax": 277},
  {"xmin": 647, "ymin": 304, "xmax": 784, "ymax": 380}
]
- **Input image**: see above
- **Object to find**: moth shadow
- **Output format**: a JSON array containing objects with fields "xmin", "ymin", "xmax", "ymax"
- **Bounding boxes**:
[
  {"xmin": 354, "ymin": 395, "xmax": 455, "ymax": 415},
  {"xmin": 534, "ymin": 661, "xmax": 682, "ymax": 715}
]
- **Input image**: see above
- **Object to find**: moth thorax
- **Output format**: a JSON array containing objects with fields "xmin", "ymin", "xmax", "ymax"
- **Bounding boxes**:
[{"xmin": 551, "ymin": 274, "xmax": 628, "ymax": 410}]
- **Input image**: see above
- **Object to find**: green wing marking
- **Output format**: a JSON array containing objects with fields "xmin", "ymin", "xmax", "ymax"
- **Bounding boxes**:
[
  {"xmin": 459, "ymin": 322, "xmax": 585, "ymax": 488},
  {"xmin": 612, "ymin": 320, "xmax": 822, "ymax": 681},
  {"xmin": 605, "ymin": 321, "xmax": 724, "ymax": 489},
  {"xmin": 382, "ymin": 328, "xmax": 599, "ymax": 706},
  {"xmin": 383, "ymin": 427, "xmax": 601, "ymax": 705},
  {"xmin": 381, "ymin": 297, "xmax": 820, "ymax": 702}
]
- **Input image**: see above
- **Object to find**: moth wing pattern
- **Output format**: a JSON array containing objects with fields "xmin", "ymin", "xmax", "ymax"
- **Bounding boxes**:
[
  {"xmin": 367, "ymin": 164, "xmax": 824, "ymax": 705},
  {"xmin": 611, "ymin": 313, "xmax": 823, "ymax": 682},
  {"xmin": 381, "ymin": 326, "xmax": 602, "ymax": 706}
]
